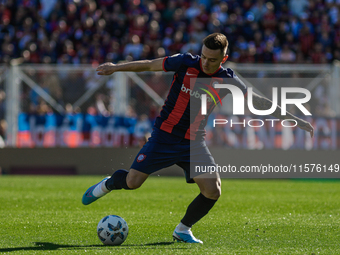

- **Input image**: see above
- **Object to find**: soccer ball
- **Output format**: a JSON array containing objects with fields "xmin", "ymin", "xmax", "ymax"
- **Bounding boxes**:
[{"xmin": 97, "ymin": 215, "xmax": 129, "ymax": 245}]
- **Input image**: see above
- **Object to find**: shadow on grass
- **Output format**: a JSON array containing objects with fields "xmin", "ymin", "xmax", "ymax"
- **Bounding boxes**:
[{"xmin": 0, "ymin": 241, "xmax": 187, "ymax": 252}]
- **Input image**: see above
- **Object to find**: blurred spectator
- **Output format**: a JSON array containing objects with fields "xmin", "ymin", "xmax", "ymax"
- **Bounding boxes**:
[
  {"xmin": 180, "ymin": 36, "xmax": 200, "ymax": 55},
  {"xmin": 288, "ymin": 0, "xmax": 309, "ymax": 18},
  {"xmin": 277, "ymin": 44, "xmax": 296, "ymax": 63},
  {"xmin": 319, "ymin": 31, "xmax": 332, "ymax": 49},
  {"xmin": 211, "ymin": 2, "xmax": 228, "ymax": 25},
  {"xmin": 123, "ymin": 35, "xmax": 143, "ymax": 60},
  {"xmin": 311, "ymin": 43, "xmax": 326, "ymax": 63},
  {"xmin": 185, "ymin": 1, "xmax": 200, "ymax": 20},
  {"xmin": 299, "ymin": 25, "xmax": 314, "ymax": 56},
  {"xmin": 189, "ymin": 18, "xmax": 208, "ymax": 46},
  {"xmin": 249, "ymin": 0, "xmax": 267, "ymax": 22},
  {"xmin": 162, "ymin": 0, "xmax": 177, "ymax": 23},
  {"xmin": 262, "ymin": 3, "xmax": 277, "ymax": 30},
  {"xmin": 39, "ymin": 0, "xmax": 57, "ymax": 19},
  {"xmin": 260, "ymin": 41, "xmax": 276, "ymax": 63},
  {"xmin": 168, "ymin": 31, "xmax": 185, "ymax": 56}
]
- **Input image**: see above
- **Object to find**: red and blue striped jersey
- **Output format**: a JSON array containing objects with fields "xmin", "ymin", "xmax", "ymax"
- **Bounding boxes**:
[{"xmin": 154, "ymin": 53, "xmax": 247, "ymax": 140}]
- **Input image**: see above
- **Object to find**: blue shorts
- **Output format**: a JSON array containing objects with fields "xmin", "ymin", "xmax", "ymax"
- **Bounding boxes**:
[{"xmin": 130, "ymin": 128, "xmax": 216, "ymax": 183}]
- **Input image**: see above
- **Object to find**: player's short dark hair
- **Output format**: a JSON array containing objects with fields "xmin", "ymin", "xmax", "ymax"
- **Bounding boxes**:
[{"xmin": 203, "ymin": 33, "xmax": 228, "ymax": 56}]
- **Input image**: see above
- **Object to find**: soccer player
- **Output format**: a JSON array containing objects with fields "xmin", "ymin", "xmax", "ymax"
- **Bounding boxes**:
[{"xmin": 82, "ymin": 33, "xmax": 314, "ymax": 243}]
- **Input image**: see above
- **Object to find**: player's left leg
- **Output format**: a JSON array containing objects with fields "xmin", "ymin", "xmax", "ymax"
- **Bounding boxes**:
[
  {"xmin": 82, "ymin": 176, "xmax": 111, "ymax": 205},
  {"xmin": 82, "ymin": 169, "xmax": 148, "ymax": 205},
  {"xmin": 106, "ymin": 168, "xmax": 148, "ymax": 190},
  {"xmin": 83, "ymin": 127, "xmax": 178, "ymax": 205},
  {"xmin": 173, "ymin": 172, "xmax": 221, "ymax": 244}
]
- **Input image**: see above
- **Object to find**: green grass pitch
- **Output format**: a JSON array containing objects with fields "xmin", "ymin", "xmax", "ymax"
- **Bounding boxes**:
[{"xmin": 0, "ymin": 176, "xmax": 339, "ymax": 254}]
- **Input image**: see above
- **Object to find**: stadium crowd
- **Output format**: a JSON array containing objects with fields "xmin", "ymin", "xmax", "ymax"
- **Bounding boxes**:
[
  {"xmin": 0, "ymin": 0, "xmax": 340, "ymax": 65},
  {"xmin": 0, "ymin": 0, "xmax": 339, "ymax": 145}
]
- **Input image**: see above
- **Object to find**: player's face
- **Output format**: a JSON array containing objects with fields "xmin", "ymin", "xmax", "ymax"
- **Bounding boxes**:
[{"xmin": 201, "ymin": 45, "xmax": 226, "ymax": 74}]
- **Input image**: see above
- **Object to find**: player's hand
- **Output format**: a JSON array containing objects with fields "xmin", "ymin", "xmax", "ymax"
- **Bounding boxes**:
[
  {"xmin": 96, "ymin": 63, "xmax": 116, "ymax": 75},
  {"xmin": 297, "ymin": 120, "xmax": 314, "ymax": 138}
]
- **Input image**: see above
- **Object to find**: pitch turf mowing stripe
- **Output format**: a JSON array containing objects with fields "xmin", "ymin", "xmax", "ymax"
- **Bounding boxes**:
[{"xmin": 0, "ymin": 176, "xmax": 339, "ymax": 254}]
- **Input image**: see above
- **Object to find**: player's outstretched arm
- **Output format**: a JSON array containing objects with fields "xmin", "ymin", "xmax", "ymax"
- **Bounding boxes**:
[
  {"xmin": 96, "ymin": 58, "xmax": 165, "ymax": 75},
  {"xmin": 251, "ymin": 92, "xmax": 314, "ymax": 138}
]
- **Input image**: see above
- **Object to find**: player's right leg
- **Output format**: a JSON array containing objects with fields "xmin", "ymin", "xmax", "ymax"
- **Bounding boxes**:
[
  {"xmin": 82, "ymin": 169, "xmax": 148, "ymax": 205},
  {"xmin": 173, "ymin": 139, "xmax": 221, "ymax": 244},
  {"xmin": 173, "ymin": 173, "xmax": 221, "ymax": 244}
]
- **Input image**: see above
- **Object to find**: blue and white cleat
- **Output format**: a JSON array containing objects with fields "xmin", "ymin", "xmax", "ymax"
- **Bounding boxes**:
[
  {"xmin": 173, "ymin": 230, "xmax": 203, "ymax": 244},
  {"xmin": 82, "ymin": 177, "xmax": 110, "ymax": 205}
]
